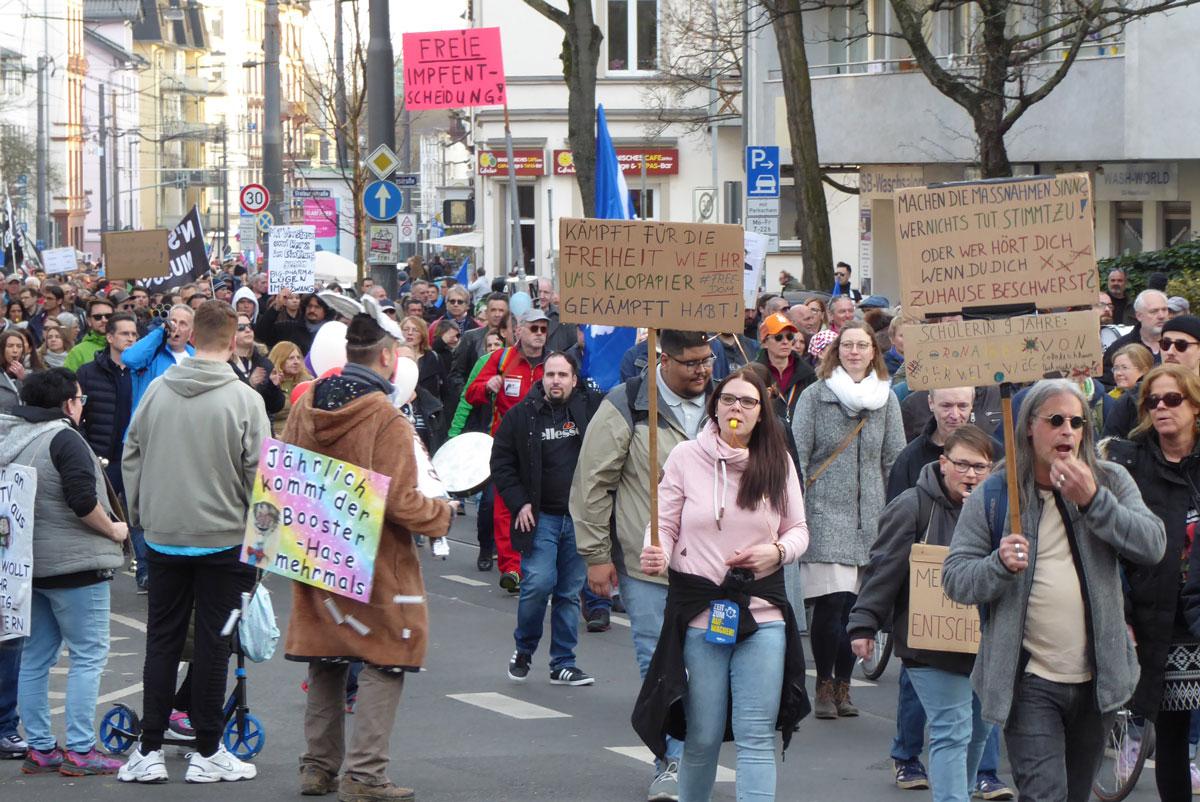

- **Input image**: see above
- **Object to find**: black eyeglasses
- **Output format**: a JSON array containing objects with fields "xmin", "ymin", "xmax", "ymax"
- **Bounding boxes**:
[
  {"xmin": 236, "ymin": 324, "xmax": 251, "ymax": 331},
  {"xmin": 90, "ymin": 312, "xmax": 111, "ymax": 320},
  {"xmin": 1144, "ymin": 392, "xmax": 1186, "ymax": 410},
  {"xmin": 526, "ymin": 324, "xmax": 548, "ymax": 334},
  {"xmin": 770, "ymin": 332, "xmax": 796, "ymax": 342},
  {"xmin": 717, "ymin": 392, "xmax": 760, "ymax": 409},
  {"xmin": 1037, "ymin": 414, "xmax": 1085, "ymax": 430},
  {"xmin": 1161, "ymin": 337, "xmax": 1197, "ymax": 353},
  {"xmin": 74, "ymin": 394, "xmax": 88, "ymax": 405},
  {"xmin": 446, "ymin": 299, "xmax": 467, "ymax": 305},
  {"xmin": 947, "ymin": 458, "xmax": 991, "ymax": 475}
]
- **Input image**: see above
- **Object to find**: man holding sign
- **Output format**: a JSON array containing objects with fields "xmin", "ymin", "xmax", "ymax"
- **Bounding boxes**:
[{"xmin": 282, "ymin": 312, "xmax": 453, "ymax": 802}]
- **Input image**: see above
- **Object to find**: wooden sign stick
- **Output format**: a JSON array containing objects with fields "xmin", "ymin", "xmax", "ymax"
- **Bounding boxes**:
[
  {"xmin": 999, "ymin": 382, "xmax": 1023, "ymax": 537},
  {"xmin": 647, "ymin": 327, "xmax": 660, "ymax": 548}
]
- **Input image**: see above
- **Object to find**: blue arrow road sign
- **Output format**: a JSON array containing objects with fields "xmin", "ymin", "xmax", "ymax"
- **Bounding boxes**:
[
  {"xmin": 363, "ymin": 180, "xmax": 404, "ymax": 222},
  {"xmin": 746, "ymin": 146, "xmax": 780, "ymax": 198}
]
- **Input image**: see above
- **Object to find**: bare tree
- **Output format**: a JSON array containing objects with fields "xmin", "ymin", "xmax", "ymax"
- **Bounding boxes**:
[
  {"xmin": 303, "ymin": 11, "xmax": 370, "ymax": 279},
  {"xmin": 838, "ymin": 0, "xmax": 1200, "ymax": 177},
  {"xmin": 523, "ymin": 0, "xmax": 602, "ymax": 217}
]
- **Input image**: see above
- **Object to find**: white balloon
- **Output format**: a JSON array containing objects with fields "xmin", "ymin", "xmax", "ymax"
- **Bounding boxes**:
[
  {"xmin": 392, "ymin": 356, "xmax": 419, "ymax": 404},
  {"xmin": 308, "ymin": 321, "xmax": 348, "ymax": 376},
  {"xmin": 510, "ymin": 291, "xmax": 532, "ymax": 317}
]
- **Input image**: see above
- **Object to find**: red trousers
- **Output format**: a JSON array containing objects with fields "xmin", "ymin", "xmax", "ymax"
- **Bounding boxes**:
[{"xmin": 490, "ymin": 495, "xmax": 522, "ymax": 576}]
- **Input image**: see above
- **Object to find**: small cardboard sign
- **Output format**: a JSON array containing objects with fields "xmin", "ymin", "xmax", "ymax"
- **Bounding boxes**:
[
  {"xmin": 241, "ymin": 439, "xmax": 391, "ymax": 603},
  {"xmin": 0, "ymin": 464, "xmax": 36, "ymax": 641},
  {"xmin": 42, "ymin": 247, "xmax": 77, "ymax": 275},
  {"xmin": 895, "ymin": 173, "xmax": 1098, "ymax": 317},
  {"xmin": 557, "ymin": 218, "xmax": 745, "ymax": 333},
  {"xmin": 904, "ymin": 310, "xmax": 1103, "ymax": 391},
  {"xmin": 268, "ymin": 225, "xmax": 316, "ymax": 293},
  {"xmin": 908, "ymin": 543, "xmax": 980, "ymax": 655},
  {"xmin": 101, "ymin": 229, "xmax": 171, "ymax": 280},
  {"xmin": 401, "ymin": 27, "xmax": 506, "ymax": 110}
]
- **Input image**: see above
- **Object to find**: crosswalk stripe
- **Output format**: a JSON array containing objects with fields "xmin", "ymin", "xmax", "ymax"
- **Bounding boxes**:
[
  {"xmin": 110, "ymin": 613, "xmax": 146, "ymax": 633},
  {"xmin": 610, "ymin": 614, "xmax": 631, "ymax": 628},
  {"xmin": 605, "ymin": 746, "xmax": 735, "ymax": 782},
  {"xmin": 805, "ymin": 670, "xmax": 874, "ymax": 688},
  {"xmin": 447, "ymin": 692, "xmax": 571, "ymax": 719},
  {"xmin": 441, "ymin": 574, "xmax": 490, "ymax": 588},
  {"xmin": 51, "ymin": 682, "xmax": 143, "ymax": 717}
]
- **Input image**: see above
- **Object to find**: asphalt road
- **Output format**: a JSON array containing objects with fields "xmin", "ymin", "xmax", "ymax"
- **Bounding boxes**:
[{"xmin": 0, "ymin": 508, "xmax": 1160, "ymax": 801}]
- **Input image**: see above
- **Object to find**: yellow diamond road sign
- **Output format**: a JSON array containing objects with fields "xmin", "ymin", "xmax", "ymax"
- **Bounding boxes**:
[{"xmin": 367, "ymin": 144, "xmax": 400, "ymax": 180}]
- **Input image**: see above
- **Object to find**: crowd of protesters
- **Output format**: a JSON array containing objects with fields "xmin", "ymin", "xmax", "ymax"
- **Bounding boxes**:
[{"xmin": 0, "ymin": 251, "xmax": 1198, "ymax": 802}]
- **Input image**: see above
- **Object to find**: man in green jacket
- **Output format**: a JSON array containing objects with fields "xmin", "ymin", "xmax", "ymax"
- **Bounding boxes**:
[{"xmin": 64, "ymin": 299, "xmax": 114, "ymax": 372}]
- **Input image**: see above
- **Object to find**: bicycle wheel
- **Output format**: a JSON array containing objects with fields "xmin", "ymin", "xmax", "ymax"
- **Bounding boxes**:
[
  {"xmin": 858, "ymin": 630, "xmax": 893, "ymax": 681},
  {"xmin": 1093, "ymin": 710, "xmax": 1155, "ymax": 801}
]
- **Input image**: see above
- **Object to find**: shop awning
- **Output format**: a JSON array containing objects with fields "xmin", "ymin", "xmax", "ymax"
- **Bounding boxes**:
[{"xmin": 423, "ymin": 231, "xmax": 484, "ymax": 249}]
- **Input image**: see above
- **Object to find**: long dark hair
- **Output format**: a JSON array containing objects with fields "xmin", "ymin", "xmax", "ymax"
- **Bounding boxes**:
[{"xmin": 705, "ymin": 367, "xmax": 792, "ymax": 515}]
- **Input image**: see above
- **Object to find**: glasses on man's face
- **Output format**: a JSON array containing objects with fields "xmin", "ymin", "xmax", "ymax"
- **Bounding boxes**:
[
  {"xmin": 717, "ymin": 392, "xmax": 760, "ymax": 410},
  {"xmin": 947, "ymin": 458, "xmax": 990, "ymax": 475},
  {"xmin": 1161, "ymin": 337, "xmax": 1197, "ymax": 353},
  {"xmin": 526, "ymin": 324, "xmax": 548, "ymax": 334},
  {"xmin": 91, "ymin": 312, "xmax": 111, "ymax": 321},
  {"xmin": 74, "ymin": 394, "xmax": 88, "ymax": 405},
  {"xmin": 1037, "ymin": 413, "xmax": 1085, "ymax": 430},
  {"xmin": 447, "ymin": 299, "xmax": 467, "ymax": 305},
  {"xmin": 1144, "ymin": 392, "xmax": 1186, "ymax": 410},
  {"xmin": 770, "ymin": 332, "xmax": 796, "ymax": 343},
  {"xmin": 237, "ymin": 324, "xmax": 251, "ymax": 332},
  {"xmin": 835, "ymin": 272, "xmax": 849, "ymax": 280},
  {"xmin": 668, "ymin": 354, "xmax": 715, "ymax": 372}
]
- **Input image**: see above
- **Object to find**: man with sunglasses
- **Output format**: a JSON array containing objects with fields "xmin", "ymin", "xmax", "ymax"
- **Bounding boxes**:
[
  {"xmin": 64, "ymin": 299, "xmax": 114, "ymax": 372},
  {"xmin": 1105, "ymin": 315, "xmax": 1200, "ymax": 438}
]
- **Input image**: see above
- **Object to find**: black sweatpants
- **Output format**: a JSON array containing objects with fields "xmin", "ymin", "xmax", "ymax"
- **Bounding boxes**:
[
  {"xmin": 140, "ymin": 547, "xmax": 255, "ymax": 756},
  {"xmin": 810, "ymin": 591, "xmax": 857, "ymax": 681},
  {"xmin": 1156, "ymin": 709, "xmax": 1194, "ymax": 802}
]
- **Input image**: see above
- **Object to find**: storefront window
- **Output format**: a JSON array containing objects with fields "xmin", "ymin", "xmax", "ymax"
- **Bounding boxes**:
[
  {"xmin": 628, "ymin": 188, "xmax": 657, "ymax": 219},
  {"xmin": 1164, "ymin": 201, "xmax": 1192, "ymax": 247},
  {"xmin": 1116, "ymin": 201, "xmax": 1143, "ymax": 256}
]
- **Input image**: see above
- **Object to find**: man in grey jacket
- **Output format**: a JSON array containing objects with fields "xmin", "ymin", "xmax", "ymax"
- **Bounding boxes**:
[
  {"xmin": 119, "ymin": 301, "xmax": 270, "ymax": 786},
  {"xmin": 943, "ymin": 379, "xmax": 1165, "ymax": 802}
]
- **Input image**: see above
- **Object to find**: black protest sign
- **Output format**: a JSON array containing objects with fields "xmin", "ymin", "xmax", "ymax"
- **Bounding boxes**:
[{"xmin": 143, "ymin": 206, "xmax": 208, "ymax": 292}]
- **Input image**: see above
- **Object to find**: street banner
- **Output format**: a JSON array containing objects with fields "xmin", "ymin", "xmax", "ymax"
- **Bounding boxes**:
[
  {"xmin": 908, "ymin": 544, "xmax": 980, "ymax": 654},
  {"xmin": 42, "ymin": 247, "xmax": 77, "ymax": 275},
  {"xmin": 302, "ymin": 197, "xmax": 340, "ymax": 253},
  {"xmin": 0, "ymin": 465, "xmax": 36, "ymax": 641},
  {"xmin": 241, "ymin": 439, "xmax": 391, "ymax": 604},
  {"xmin": 401, "ymin": 27, "xmax": 506, "ymax": 110},
  {"xmin": 558, "ymin": 218, "xmax": 745, "ymax": 333},
  {"xmin": 102, "ymin": 229, "xmax": 171, "ymax": 281},
  {"xmin": 904, "ymin": 309, "xmax": 1103, "ymax": 391},
  {"xmin": 895, "ymin": 173, "xmax": 1097, "ymax": 317},
  {"xmin": 140, "ymin": 206, "xmax": 208, "ymax": 291},
  {"xmin": 268, "ymin": 225, "xmax": 317, "ymax": 294}
]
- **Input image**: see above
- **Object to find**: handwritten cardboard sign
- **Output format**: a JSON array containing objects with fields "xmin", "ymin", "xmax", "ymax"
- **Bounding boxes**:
[
  {"xmin": 0, "ymin": 465, "xmax": 36, "ymax": 641},
  {"xmin": 401, "ymin": 27, "xmax": 505, "ymax": 110},
  {"xmin": 558, "ymin": 218, "xmax": 744, "ymax": 332},
  {"xmin": 268, "ymin": 225, "xmax": 316, "ymax": 293},
  {"xmin": 241, "ymin": 439, "xmax": 391, "ymax": 603},
  {"xmin": 139, "ymin": 207, "xmax": 209, "ymax": 291},
  {"xmin": 102, "ymin": 229, "xmax": 171, "ymax": 281},
  {"xmin": 904, "ymin": 310, "xmax": 1102, "ymax": 391},
  {"xmin": 42, "ymin": 247, "xmax": 77, "ymax": 275},
  {"xmin": 908, "ymin": 543, "xmax": 980, "ymax": 655},
  {"xmin": 895, "ymin": 173, "xmax": 1098, "ymax": 317}
]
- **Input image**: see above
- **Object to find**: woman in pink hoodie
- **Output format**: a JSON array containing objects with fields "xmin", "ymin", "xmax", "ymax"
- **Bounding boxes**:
[{"xmin": 640, "ymin": 367, "xmax": 809, "ymax": 802}]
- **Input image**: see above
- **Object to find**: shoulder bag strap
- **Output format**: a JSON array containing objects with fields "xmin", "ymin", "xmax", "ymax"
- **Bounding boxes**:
[{"xmin": 805, "ymin": 417, "xmax": 866, "ymax": 489}]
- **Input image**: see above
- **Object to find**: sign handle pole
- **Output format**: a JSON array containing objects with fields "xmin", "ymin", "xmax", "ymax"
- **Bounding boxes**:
[
  {"xmin": 502, "ymin": 101, "xmax": 524, "ymax": 275},
  {"xmin": 647, "ymin": 327, "xmax": 660, "ymax": 548},
  {"xmin": 1000, "ymin": 382, "xmax": 1023, "ymax": 537}
]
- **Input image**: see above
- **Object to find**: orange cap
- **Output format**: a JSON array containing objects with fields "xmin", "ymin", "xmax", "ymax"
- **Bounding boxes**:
[{"xmin": 759, "ymin": 312, "xmax": 798, "ymax": 340}]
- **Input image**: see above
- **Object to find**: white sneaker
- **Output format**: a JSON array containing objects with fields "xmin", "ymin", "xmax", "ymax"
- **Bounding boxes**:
[
  {"xmin": 185, "ymin": 745, "xmax": 257, "ymax": 783},
  {"xmin": 118, "ymin": 747, "xmax": 169, "ymax": 783}
]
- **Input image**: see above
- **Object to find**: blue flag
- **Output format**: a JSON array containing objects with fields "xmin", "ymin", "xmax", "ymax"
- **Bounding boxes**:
[
  {"xmin": 584, "ymin": 105, "xmax": 638, "ymax": 392},
  {"xmin": 455, "ymin": 256, "xmax": 470, "ymax": 286}
]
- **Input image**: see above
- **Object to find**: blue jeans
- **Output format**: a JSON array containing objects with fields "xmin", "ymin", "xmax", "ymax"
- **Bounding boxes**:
[
  {"xmin": 0, "ymin": 637, "xmax": 22, "ymax": 738},
  {"xmin": 893, "ymin": 665, "xmax": 1002, "ymax": 775},
  {"xmin": 18, "ymin": 582, "xmax": 111, "ymax": 752},
  {"xmin": 514, "ymin": 513, "xmax": 586, "ymax": 669},
  {"xmin": 907, "ymin": 667, "xmax": 990, "ymax": 802},
  {"xmin": 130, "ymin": 527, "xmax": 149, "ymax": 586},
  {"xmin": 680, "ymin": 622, "xmax": 786, "ymax": 802},
  {"xmin": 581, "ymin": 586, "xmax": 612, "ymax": 613},
  {"xmin": 618, "ymin": 570, "xmax": 683, "ymax": 767}
]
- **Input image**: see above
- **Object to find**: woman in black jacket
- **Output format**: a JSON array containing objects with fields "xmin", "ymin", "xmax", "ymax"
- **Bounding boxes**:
[{"xmin": 1112, "ymin": 364, "xmax": 1200, "ymax": 802}]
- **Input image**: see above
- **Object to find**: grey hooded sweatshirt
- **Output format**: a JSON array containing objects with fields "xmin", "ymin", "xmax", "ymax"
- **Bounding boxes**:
[
  {"xmin": 232, "ymin": 286, "xmax": 260, "ymax": 323},
  {"xmin": 122, "ymin": 357, "xmax": 270, "ymax": 549}
]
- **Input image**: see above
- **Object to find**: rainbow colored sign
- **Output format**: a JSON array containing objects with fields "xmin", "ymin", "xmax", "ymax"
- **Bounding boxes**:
[{"xmin": 241, "ymin": 438, "xmax": 391, "ymax": 603}]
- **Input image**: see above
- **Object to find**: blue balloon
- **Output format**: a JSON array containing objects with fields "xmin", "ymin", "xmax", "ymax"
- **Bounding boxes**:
[{"xmin": 510, "ymin": 291, "xmax": 532, "ymax": 317}]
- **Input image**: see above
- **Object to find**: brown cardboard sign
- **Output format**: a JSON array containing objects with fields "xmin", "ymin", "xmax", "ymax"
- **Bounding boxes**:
[
  {"xmin": 904, "ymin": 310, "xmax": 1103, "ymax": 391},
  {"xmin": 101, "ymin": 229, "xmax": 170, "ymax": 280},
  {"xmin": 895, "ymin": 173, "xmax": 1098, "ymax": 317},
  {"xmin": 908, "ymin": 543, "xmax": 980, "ymax": 655},
  {"xmin": 557, "ymin": 218, "xmax": 744, "ymax": 332}
]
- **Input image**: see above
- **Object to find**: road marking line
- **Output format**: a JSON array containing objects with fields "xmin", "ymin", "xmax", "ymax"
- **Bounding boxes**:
[
  {"xmin": 610, "ymin": 614, "xmax": 630, "ymax": 628},
  {"xmin": 441, "ymin": 574, "xmax": 490, "ymax": 587},
  {"xmin": 805, "ymin": 670, "xmax": 874, "ymax": 688},
  {"xmin": 606, "ymin": 746, "xmax": 735, "ymax": 782},
  {"xmin": 447, "ymin": 692, "xmax": 571, "ymax": 719},
  {"xmin": 51, "ymin": 682, "xmax": 143, "ymax": 717},
  {"xmin": 110, "ymin": 613, "xmax": 146, "ymax": 633}
]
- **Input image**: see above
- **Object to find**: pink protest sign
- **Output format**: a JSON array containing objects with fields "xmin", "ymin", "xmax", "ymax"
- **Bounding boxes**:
[{"xmin": 401, "ymin": 27, "xmax": 506, "ymax": 110}]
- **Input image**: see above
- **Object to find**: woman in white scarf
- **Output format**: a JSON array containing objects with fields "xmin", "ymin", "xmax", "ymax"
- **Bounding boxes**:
[{"xmin": 792, "ymin": 320, "xmax": 905, "ymax": 721}]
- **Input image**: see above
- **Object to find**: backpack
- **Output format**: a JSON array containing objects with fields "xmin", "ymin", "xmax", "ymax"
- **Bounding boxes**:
[{"xmin": 980, "ymin": 472, "xmax": 1009, "ymax": 550}]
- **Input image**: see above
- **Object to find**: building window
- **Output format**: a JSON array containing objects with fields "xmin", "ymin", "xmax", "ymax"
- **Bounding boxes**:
[
  {"xmin": 607, "ymin": 0, "xmax": 657, "ymax": 72},
  {"xmin": 1163, "ymin": 202, "xmax": 1192, "ymax": 247},
  {"xmin": 1115, "ymin": 201, "xmax": 1143, "ymax": 256},
  {"xmin": 505, "ymin": 184, "xmax": 537, "ymax": 275},
  {"xmin": 628, "ymin": 188, "xmax": 657, "ymax": 219}
]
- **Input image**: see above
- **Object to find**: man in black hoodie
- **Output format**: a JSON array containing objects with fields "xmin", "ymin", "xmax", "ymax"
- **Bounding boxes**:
[{"xmin": 491, "ymin": 352, "xmax": 602, "ymax": 686}]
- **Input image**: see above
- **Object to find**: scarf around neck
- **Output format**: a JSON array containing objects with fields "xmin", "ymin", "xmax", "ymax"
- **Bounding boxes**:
[{"xmin": 824, "ymin": 365, "xmax": 891, "ymax": 415}]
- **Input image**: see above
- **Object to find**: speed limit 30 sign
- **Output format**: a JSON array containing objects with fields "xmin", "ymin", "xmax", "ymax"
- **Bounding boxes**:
[{"xmin": 240, "ymin": 184, "xmax": 270, "ymax": 214}]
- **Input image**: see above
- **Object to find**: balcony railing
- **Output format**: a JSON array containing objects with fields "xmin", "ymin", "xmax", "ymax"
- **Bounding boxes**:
[
  {"xmin": 163, "ymin": 169, "xmax": 224, "ymax": 187},
  {"xmin": 806, "ymin": 41, "xmax": 1124, "ymax": 79},
  {"xmin": 161, "ymin": 120, "xmax": 224, "ymax": 141}
]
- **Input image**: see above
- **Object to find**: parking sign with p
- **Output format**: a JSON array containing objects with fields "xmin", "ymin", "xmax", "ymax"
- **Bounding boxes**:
[{"xmin": 746, "ymin": 146, "xmax": 780, "ymax": 198}]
